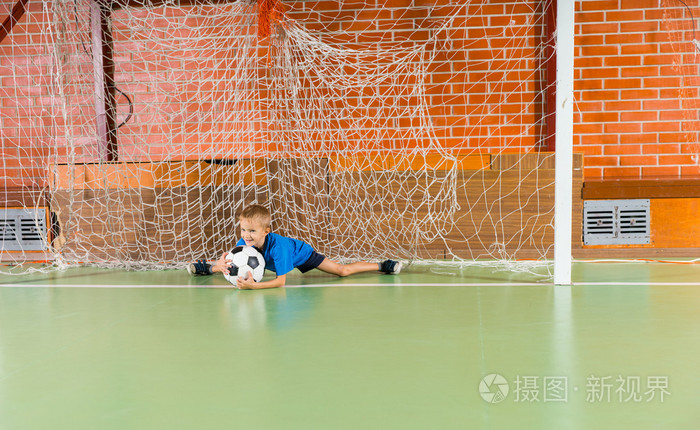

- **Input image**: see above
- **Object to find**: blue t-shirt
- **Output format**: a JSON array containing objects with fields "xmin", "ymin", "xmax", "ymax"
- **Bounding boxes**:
[{"xmin": 236, "ymin": 232, "xmax": 315, "ymax": 276}]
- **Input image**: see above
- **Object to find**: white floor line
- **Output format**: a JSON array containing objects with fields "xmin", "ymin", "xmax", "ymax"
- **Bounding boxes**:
[
  {"xmin": 285, "ymin": 282, "xmax": 544, "ymax": 288},
  {"xmin": 0, "ymin": 282, "xmax": 543, "ymax": 288},
  {"xmin": 3, "ymin": 281, "xmax": 699, "ymax": 289},
  {"xmin": 0, "ymin": 283, "xmax": 228, "ymax": 289},
  {"xmin": 572, "ymin": 282, "xmax": 700, "ymax": 286}
]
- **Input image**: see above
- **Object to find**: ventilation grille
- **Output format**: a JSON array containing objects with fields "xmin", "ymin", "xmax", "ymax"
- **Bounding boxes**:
[
  {"xmin": 583, "ymin": 200, "xmax": 650, "ymax": 246},
  {"xmin": 0, "ymin": 208, "xmax": 48, "ymax": 251}
]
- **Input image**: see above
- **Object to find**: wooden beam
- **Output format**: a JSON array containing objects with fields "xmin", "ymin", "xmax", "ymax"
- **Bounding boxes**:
[
  {"xmin": 582, "ymin": 179, "xmax": 700, "ymax": 200},
  {"xmin": 52, "ymin": 160, "xmax": 267, "ymax": 190},
  {"xmin": 109, "ymin": 0, "xmax": 241, "ymax": 9},
  {"xmin": 90, "ymin": 0, "xmax": 118, "ymax": 161},
  {"xmin": 0, "ymin": 0, "xmax": 29, "ymax": 45}
]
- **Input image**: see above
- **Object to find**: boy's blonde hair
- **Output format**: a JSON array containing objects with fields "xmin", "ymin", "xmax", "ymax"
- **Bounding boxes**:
[{"xmin": 239, "ymin": 204, "xmax": 271, "ymax": 228}]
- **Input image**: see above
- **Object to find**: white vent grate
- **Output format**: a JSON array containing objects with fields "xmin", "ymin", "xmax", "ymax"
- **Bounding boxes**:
[
  {"xmin": 0, "ymin": 208, "xmax": 48, "ymax": 251},
  {"xmin": 583, "ymin": 200, "xmax": 650, "ymax": 246}
]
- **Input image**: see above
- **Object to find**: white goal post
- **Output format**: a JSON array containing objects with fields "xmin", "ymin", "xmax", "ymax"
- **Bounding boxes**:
[{"xmin": 554, "ymin": 0, "xmax": 575, "ymax": 286}]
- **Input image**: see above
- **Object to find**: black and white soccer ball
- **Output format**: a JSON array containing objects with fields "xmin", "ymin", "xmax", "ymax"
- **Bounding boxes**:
[{"xmin": 223, "ymin": 246, "xmax": 266, "ymax": 286}]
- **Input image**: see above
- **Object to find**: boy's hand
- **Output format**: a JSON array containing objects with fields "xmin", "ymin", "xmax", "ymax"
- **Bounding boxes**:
[
  {"xmin": 212, "ymin": 252, "xmax": 232, "ymax": 274},
  {"xmin": 237, "ymin": 272, "xmax": 256, "ymax": 289}
]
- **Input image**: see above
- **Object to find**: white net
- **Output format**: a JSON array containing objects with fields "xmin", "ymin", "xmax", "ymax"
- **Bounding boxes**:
[{"xmin": 1, "ymin": 0, "xmax": 563, "ymax": 273}]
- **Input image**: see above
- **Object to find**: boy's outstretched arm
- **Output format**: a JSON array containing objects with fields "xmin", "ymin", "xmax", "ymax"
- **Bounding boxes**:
[{"xmin": 237, "ymin": 273, "xmax": 285, "ymax": 289}]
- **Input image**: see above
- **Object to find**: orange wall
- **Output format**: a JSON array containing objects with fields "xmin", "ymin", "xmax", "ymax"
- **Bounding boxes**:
[
  {"xmin": 1, "ymin": 1, "xmax": 52, "ymax": 188},
  {"xmin": 1, "ymin": 0, "xmax": 700, "ymax": 188},
  {"xmin": 575, "ymin": 0, "xmax": 700, "ymax": 178}
]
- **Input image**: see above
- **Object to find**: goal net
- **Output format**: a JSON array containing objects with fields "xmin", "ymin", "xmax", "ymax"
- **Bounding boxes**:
[{"xmin": 1, "ymin": 0, "xmax": 567, "ymax": 274}]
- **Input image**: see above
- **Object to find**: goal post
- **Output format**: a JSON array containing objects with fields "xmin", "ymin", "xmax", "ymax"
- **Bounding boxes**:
[{"xmin": 554, "ymin": 0, "xmax": 575, "ymax": 286}]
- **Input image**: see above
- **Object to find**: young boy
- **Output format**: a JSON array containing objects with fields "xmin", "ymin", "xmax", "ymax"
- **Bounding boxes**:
[{"xmin": 188, "ymin": 204, "xmax": 402, "ymax": 289}]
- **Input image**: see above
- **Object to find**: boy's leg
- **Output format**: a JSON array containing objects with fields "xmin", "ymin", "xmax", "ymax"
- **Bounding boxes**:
[
  {"xmin": 316, "ymin": 258, "xmax": 402, "ymax": 277},
  {"xmin": 316, "ymin": 258, "xmax": 379, "ymax": 277}
]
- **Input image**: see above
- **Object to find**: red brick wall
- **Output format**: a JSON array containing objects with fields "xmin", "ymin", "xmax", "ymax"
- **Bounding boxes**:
[
  {"xmin": 0, "ymin": 0, "xmax": 52, "ymax": 188},
  {"xmin": 2, "ymin": 0, "xmax": 700, "ymax": 188},
  {"xmin": 576, "ymin": 0, "xmax": 700, "ymax": 178},
  {"xmin": 262, "ymin": 0, "xmax": 546, "ymax": 154}
]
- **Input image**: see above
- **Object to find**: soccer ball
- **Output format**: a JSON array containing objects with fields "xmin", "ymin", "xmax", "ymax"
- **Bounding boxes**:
[{"xmin": 223, "ymin": 246, "xmax": 266, "ymax": 286}]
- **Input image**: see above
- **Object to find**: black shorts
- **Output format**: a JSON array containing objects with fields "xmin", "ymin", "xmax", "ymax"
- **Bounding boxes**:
[{"xmin": 296, "ymin": 251, "xmax": 326, "ymax": 273}]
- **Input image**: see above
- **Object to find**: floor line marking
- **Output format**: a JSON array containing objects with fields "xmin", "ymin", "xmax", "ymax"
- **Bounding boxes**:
[
  {"xmin": 573, "ymin": 282, "xmax": 700, "ymax": 286},
  {"xmin": 0, "ymin": 283, "xmax": 221, "ymax": 288},
  {"xmin": 0, "ymin": 282, "xmax": 543, "ymax": 288},
  {"xmin": 2, "ymin": 281, "xmax": 700, "ymax": 288}
]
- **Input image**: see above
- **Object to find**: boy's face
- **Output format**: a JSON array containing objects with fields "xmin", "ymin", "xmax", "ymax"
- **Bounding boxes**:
[{"xmin": 239, "ymin": 217, "xmax": 270, "ymax": 249}]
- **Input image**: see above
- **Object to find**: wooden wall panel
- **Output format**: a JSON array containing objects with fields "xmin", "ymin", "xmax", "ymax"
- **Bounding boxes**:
[
  {"xmin": 324, "ymin": 153, "xmax": 583, "ymax": 260},
  {"xmin": 650, "ymin": 198, "xmax": 700, "ymax": 248},
  {"xmin": 0, "ymin": 187, "xmax": 48, "ymax": 208},
  {"xmin": 53, "ymin": 160, "xmax": 267, "ymax": 190},
  {"xmin": 50, "ymin": 186, "xmax": 267, "ymax": 263},
  {"xmin": 267, "ymin": 158, "xmax": 330, "ymax": 251},
  {"xmin": 577, "ymin": 179, "xmax": 700, "ymax": 258},
  {"xmin": 4, "ymin": 154, "xmax": 584, "ymax": 263},
  {"xmin": 582, "ymin": 179, "xmax": 700, "ymax": 200}
]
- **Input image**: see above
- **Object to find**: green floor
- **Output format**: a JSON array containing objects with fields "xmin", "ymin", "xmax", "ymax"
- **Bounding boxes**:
[{"xmin": 1, "ymin": 262, "xmax": 699, "ymax": 429}]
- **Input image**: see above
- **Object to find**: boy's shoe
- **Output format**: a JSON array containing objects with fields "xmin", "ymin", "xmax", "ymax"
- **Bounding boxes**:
[
  {"xmin": 380, "ymin": 259, "xmax": 402, "ymax": 275},
  {"xmin": 188, "ymin": 259, "xmax": 213, "ymax": 276}
]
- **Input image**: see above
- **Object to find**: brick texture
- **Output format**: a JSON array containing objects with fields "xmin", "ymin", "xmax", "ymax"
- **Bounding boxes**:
[
  {"xmin": 577, "ymin": 0, "xmax": 700, "ymax": 178},
  {"xmin": 2, "ymin": 0, "xmax": 700, "ymax": 188}
]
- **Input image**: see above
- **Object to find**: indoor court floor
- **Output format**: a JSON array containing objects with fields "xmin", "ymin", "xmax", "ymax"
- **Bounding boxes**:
[{"xmin": 0, "ymin": 261, "xmax": 699, "ymax": 429}]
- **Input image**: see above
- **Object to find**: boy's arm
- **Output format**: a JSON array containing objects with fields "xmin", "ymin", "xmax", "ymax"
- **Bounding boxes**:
[{"xmin": 237, "ymin": 273, "xmax": 285, "ymax": 289}]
